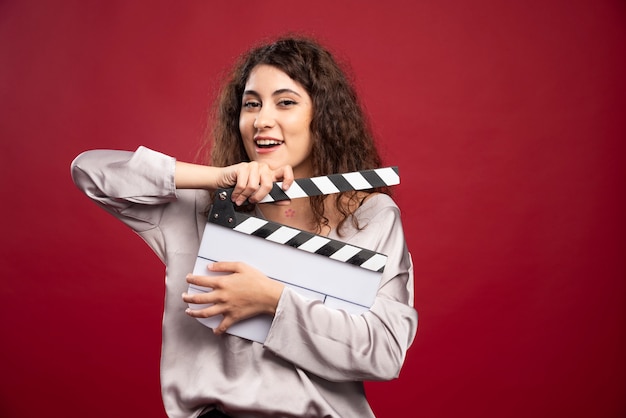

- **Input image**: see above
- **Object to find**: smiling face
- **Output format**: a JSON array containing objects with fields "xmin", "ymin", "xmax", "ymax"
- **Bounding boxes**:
[{"xmin": 239, "ymin": 65, "xmax": 314, "ymax": 179}]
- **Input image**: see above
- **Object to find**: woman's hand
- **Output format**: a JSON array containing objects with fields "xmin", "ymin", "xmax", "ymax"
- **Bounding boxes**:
[
  {"xmin": 175, "ymin": 160, "xmax": 294, "ymax": 206},
  {"xmin": 218, "ymin": 162, "xmax": 294, "ymax": 206},
  {"xmin": 182, "ymin": 262, "xmax": 285, "ymax": 335}
]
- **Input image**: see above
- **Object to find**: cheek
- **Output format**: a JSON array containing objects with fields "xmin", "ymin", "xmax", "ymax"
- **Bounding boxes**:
[
  {"xmin": 238, "ymin": 115, "xmax": 248, "ymax": 137},
  {"xmin": 287, "ymin": 113, "xmax": 312, "ymax": 137}
]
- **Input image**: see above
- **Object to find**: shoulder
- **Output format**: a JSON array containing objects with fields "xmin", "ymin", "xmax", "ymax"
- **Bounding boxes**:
[
  {"xmin": 355, "ymin": 193, "xmax": 400, "ymax": 222},
  {"xmin": 334, "ymin": 192, "xmax": 406, "ymax": 254},
  {"xmin": 336, "ymin": 193, "xmax": 402, "ymax": 241},
  {"xmin": 361, "ymin": 192, "xmax": 398, "ymax": 209}
]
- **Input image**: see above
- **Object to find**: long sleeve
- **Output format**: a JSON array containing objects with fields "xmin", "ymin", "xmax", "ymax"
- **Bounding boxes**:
[
  {"xmin": 70, "ymin": 146, "xmax": 180, "ymax": 260},
  {"xmin": 264, "ymin": 195, "xmax": 418, "ymax": 382}
]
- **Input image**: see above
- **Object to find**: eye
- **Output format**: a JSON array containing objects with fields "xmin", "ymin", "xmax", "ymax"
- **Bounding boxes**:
[
  {"xmin": 278, "ymin": 99, "xmax": 297, "ymax": 107},
  {"xmin": 242, "ymin": 100, "xmax": 261, "ymax": 109}
]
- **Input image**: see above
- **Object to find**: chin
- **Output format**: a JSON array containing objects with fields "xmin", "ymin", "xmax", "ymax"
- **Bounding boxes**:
[{"xmin": 251, "ymin": 159, "xmax": 282, "ymax": 172}]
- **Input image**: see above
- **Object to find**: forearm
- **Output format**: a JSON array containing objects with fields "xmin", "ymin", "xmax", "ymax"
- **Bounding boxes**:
[
  {"xmin": 174, "ymin": 161, "xmax": 223, "ymax": 190},
  {"xmin": 176, "ymin": 160, "xmax": 294, "ymax": 205},
  {"xmin": 265, "ymin": 285, "xmax": 417, "ymax": 382}
]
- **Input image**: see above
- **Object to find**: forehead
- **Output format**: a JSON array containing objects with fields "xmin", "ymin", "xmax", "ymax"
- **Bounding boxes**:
[{"xmin": 244, "ymin": 65, "xmax": 306, "ymax": 93}]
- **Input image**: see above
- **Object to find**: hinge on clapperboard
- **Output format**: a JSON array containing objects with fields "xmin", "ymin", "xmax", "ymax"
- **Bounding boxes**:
[
  {"xmin": 208, "ymin": 188, "xmax": 238, "ymax": 228},
  {"xmin": 188, "ymin": 167, "xmax": 400, "ymax": 343}
]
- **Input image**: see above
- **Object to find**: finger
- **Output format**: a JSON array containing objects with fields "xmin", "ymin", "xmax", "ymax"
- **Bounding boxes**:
[
  {"xmin": 185, "ymin": 273, "xmax": 225, "ymax": 289},
  {"xmin": 213, "ymin": 317, "xmax": 234, "ymax": 335},
  {"xmin": 185, "ymin": 304, "xmax": 225, "ymax": 319},
  {"xmin": 248, "ymin": 165, "xmax": 275, "ymax": 203},
  {"xmin": 238, "ymin": 163, "xmax": 262, "ymax": 206},
  {"xmin": 231, "ymin": 163, "xmax": 258, "ymax": 206},
  {"xmin": 182, "ymin": 289, "xmax": 221, "ymax": 305},
  {"xmin": 276, "ymin": 165, "xmax": 294, "ymax": 190},
  {"xmin": 229, "ymin": 165, "xmax": 249, "ymax": 205},
  {"xmin": 208, "ymin": 261, "xmax": 243, "ymax": 273}
]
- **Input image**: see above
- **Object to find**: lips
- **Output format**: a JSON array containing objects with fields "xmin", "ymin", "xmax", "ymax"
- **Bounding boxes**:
[{"xmin": 255, "ymin": 137, "xmax": 284, "ymax": 149}]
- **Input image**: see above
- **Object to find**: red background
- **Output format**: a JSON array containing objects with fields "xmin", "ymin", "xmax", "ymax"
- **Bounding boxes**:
[{"xmin": 1, "ymin": 1, "xmax": 625, "ymax": 417}]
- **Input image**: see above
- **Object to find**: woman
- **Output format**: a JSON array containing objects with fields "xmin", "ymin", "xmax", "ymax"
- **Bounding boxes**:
[{"xmin": 71, "ymin": 36, "xmax": 417, "ymax": 418}]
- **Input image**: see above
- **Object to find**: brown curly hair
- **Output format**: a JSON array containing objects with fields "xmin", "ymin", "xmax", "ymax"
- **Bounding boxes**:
[{"xmin": 201, "ymin": 35, "xmax": 389, "ymax": 234}]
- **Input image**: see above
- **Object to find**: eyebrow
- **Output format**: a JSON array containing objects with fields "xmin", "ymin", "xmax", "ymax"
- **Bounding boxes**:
[{"xmin": 242, "ymin": 88, "xmax": 303, "ymax": 98}]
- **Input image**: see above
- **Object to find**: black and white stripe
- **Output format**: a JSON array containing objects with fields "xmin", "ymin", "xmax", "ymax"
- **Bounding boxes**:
[
  {"xmin": 206, "ymin": 167, "xmax": 400, "ymax": 274},
  {"xmin": 258, "ymin": 166, "xmax": 399, "ymax": 203},
  {"xmin": 215, "ymin": 212, "xmax": 388, "ymax": 272}
]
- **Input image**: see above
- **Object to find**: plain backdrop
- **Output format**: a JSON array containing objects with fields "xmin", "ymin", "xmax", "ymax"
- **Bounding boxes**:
[{"xmin": 1, "ymin": 1, "xmax": 625, "ymax": 417}]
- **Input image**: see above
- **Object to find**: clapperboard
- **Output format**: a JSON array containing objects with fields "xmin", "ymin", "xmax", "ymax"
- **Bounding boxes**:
[{"xmin": 187, "ymin": 167, "xmax": 400, "ymax": 343}]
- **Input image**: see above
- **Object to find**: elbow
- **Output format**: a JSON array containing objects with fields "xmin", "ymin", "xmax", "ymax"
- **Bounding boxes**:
[
  {"xmin": 70, "ymin": 153, "xmax": 81, "ymax": 184},
  {"xmin": 369, "ymin": 335, "xmax": 410, "ymax": 381},
  {"xmin": 368, "ymin": 307, "xmax": 418, "ymax": 381},
  {"xmin": 69, "ymin": 151, "xmax": 115, "ymax": 208},
  {"xmin": 70, "ymin": 150, "xmax": 113, "ymax": 199},
  {"xmin": 70, "ymin": 151, "xmax": 94, "ymax": 190},
  {"xmin": 370, "ymin": 355, "xmax": 404, "ymax": 381}
]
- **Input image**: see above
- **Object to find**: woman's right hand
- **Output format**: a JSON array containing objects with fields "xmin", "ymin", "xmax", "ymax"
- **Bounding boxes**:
[
  {"xmin": 218, "ymin": 162, "xmax": 294, "ymax": 206},
  {"xmin": 175, "ymin": 160, "xmax": 294, "ymax": 205}
]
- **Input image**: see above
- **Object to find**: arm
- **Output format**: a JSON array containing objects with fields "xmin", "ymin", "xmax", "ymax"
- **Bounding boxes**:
[
  {"xmin": 175, "ymin": 160, "xmax": 293, "ymax": 206},
  {"xmin": 71, "ymin": 147, "xmax": 178, "ymax": 230},
  {"xmin": 72, "ymin": 146, "xmax": 292, "ymax": 311},
  {"xmin": 71, "ymin": 146, "xmax": 294, "ymax": 219},
  {"xmin": 262, "ymin": 199, "xmax": 418, "ymax": 382}
]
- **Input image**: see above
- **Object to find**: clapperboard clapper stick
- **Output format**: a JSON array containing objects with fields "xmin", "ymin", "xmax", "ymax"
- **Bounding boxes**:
[{"xmin": 188, "ymin": 167, "xmax": 400, "ymax": 343}]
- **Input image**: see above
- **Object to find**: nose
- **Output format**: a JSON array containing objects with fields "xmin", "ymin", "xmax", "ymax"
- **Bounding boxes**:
[{"xmin": 253, "ymin": 106, "xmax": 275, "ymax": 130}]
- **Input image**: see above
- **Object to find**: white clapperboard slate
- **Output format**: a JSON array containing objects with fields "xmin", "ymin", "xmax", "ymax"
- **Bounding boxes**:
[{"xmin": 187, "ymin": 167, "xmax": 400, "ymax": 343}]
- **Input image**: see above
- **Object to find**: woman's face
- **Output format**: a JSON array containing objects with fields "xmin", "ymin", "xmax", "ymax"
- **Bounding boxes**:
[{"xmin": 239, "ymin": 65, "xmax": 314, "ymax": 179}]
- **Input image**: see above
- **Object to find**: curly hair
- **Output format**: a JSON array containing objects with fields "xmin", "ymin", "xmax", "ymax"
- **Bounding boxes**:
[{"xmin": 201, "ymin": 35, "xmax": 389, "ymax": 234}]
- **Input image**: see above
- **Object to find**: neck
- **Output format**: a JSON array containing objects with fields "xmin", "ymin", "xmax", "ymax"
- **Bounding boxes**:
[
  {"xmin": 259, "ymin": 192, "xmax": 357, "ymax": 236},
  {"xmin": 259, "ymin": 198, "xmax": 324, "ymax": 235}
]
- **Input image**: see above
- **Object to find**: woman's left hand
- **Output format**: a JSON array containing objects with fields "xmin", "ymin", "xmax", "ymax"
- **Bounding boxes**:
[{"xmin": 182, "ymin": 262, "xmax": 285, "ymax": 335}]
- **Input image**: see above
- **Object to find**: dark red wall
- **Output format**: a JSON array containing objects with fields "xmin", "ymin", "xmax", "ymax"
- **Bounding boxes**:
[{"xmin": 1, "ymin": 1, "xmax": 625, "ymax": 417}]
